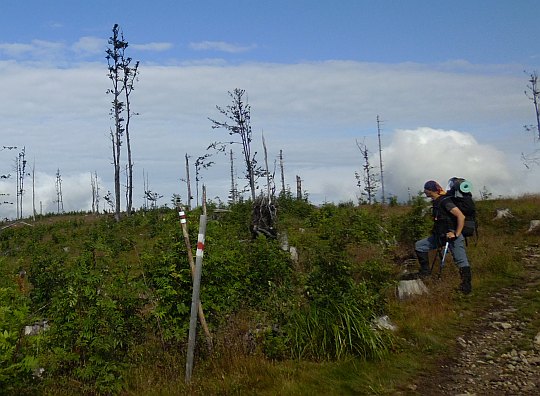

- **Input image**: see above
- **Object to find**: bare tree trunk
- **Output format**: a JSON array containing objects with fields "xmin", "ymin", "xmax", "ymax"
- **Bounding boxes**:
[
  {"xmin": 91, "ymin": 173, "xmax": 96, "ymax": 213},
  {"xmin": 526, "ymin": 71, "xmax": 540, "ymax": 140},
  {"xmin": 377, "ymin": 115, "xmax": 386, "ymax": 204},
  {"xmin": 143, "ymin": 169, "xmax": 148, "ymax": 210},
  {"xmin": 124, "ymin": 60, "xmax": 139, "ymax": 215},
  {"xmin": 296, "ymin": 175, "xmax": 302, "ymax": 200},
  {"xmin": 125, "ymin": 112, "xmax": 133, "ymax": 216},
  {"xmin": 125, "ymin": 164, "xmax": 129, "ymax": 213},
  {"xmin": 185, "ymin": 154, "xmax": 192, "ymax": 210},
  {"xmin": 111, "ymin": 126, "xmax": 121, "ymax": 221},
  {"xmin": 14, "ymin": 157, "xmax": 19, "ymax": 219},
  {"xmin": 246, "ymin": 161, "xmax": 256, "ymax": 202},
  {"xmin": 229, "ymin": 149, "xmax": 237, "ymax": 204},
  {"xmin": 55, "ymin": 169, "xmax": 64, "ymax": 214},
  {"xmin": 94, "ymin": 171, "xmax": 100, "ymax": 213},
  {"xmin": 262, "ymin": 131, "xmax": 271, "ymax": 202},
  {"xmin": 32, "ymin": 160, "xmax": 36, "ymax": 221},
  {"xmin": 126, "ymin": 144, "xmax": 133, "ymax": 215},
  {"xmin": 279, "ymin": 149, "xmax": 285, "ymax": 195}
]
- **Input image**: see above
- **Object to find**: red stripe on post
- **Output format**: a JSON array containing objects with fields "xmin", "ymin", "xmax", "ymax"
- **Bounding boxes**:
[
  {"xmin": 178, "ymin": 211, "xmax": 187, "ymax": 224},
  {"xmin": 196, "ymin": 241, "xmax": 205, "ymax": 251}
]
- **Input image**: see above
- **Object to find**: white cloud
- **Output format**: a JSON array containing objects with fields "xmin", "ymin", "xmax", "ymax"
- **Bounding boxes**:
[
  {"xmin": 131, "ymin": 42, "xmax": 173, "ymax": 52},
  {"xmin": 189, "ymin": 41, "xmax": 256, "ymax": 53},
  {"xmin": 0, "ymin": 43, "xmax": 35, "ymax": 57},
  {"xmin": 382, "ymin": 127, "xmax": 515, "ymax": 200},
  {"xmin": 72, "ymin": 37, "xmax": 106, "ymax": 56},
  {"xmin": 0, "ymin": 40, "xmax": 65, "ymax": 59}
]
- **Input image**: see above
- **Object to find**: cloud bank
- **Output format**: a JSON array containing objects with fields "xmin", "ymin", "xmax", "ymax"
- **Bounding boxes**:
[{"xmin": 0, "ymin": 58, "xmax": 537, "ymax": 219}]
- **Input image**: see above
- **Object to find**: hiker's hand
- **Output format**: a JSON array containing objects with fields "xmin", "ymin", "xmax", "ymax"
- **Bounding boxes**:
[{"xmin": 446, "ymin": 231, "xmax": 457, "ymax": 240}]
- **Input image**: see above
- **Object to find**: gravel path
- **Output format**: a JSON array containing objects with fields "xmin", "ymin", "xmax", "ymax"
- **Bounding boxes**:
[{"xmin": 409, "ymin": 244, "xmax": 540, "ymax": 395}]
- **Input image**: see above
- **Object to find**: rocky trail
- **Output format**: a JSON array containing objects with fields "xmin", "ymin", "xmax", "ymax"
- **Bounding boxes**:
[{"xmin": 409, "ymin": 244, "xmax": 540, "ymax": 395}]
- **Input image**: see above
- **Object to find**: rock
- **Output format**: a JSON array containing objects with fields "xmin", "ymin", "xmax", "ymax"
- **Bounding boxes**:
[
  {"xmin": 24, "ymin": 320, "xmax": 49, "ymax": 336},
  {"xmin": 289, "ymin": 246, "xmax": 298, "ymax": 263},
  {"xmin": 526, "ymin": 220, "xmax": 540, "ymax": 233},
  {"xmin": 396, "ymin": 279, "xmax": 428, "ymax": 300},
  {"xmin": 493, "ymin": 208, "xmax": 513, "ymax": 219},
  {"xmin": 373, "ymin": 315, "xmax": 397, "ymax": 331}
]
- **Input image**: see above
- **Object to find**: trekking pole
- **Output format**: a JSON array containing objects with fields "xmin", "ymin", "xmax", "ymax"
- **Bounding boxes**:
[{"xmin": 438, "ymin": 241, "xmax": 450, "ymax": 279}]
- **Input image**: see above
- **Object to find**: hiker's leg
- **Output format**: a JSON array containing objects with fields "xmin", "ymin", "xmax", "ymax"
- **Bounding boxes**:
[
  {"xmin": 415, "ymin": 235, "xmax": 438, "ymax": 275},
  {"xmin": 459, "ymin": 267, "xmax": 472, "ymax": 294},
  {"xmin": 449, "ymin": 236, "xmax": 472, "ymax": 293}
]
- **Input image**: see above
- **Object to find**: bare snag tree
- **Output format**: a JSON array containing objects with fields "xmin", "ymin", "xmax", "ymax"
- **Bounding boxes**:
[
  {"xmin": 1, "ymin": 146, "xmax": 17, "ymax": 215},
  {"xmin": 91, "ymin": 171, "xmax": 100, "ymax": 214},
  {"xmin": 524, "ymin": 71, "xmax": 540, "ymax": 140},
  {"xmin": 106, "ymin": 23, "xmax": 139, "ymax": 221},
  {"xmin": 355, "ymin": 139, "xmax": 379, "ymax": 205},
  {"xmin": 522, "ymin": 70, "xmax": 540, "ymax": 167},
  {"xmin": 208, "ymin": 89, "xmax": 260, "ymax": 202},
  {"xmin": 15, "ymin": 147, "xmax": 28, "ymax": 219}
]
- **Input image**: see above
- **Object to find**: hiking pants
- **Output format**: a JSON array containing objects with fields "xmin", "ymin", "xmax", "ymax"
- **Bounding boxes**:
[{"xmin": 415, "ymin": 234, "xmax": 470, "ymax": 269}]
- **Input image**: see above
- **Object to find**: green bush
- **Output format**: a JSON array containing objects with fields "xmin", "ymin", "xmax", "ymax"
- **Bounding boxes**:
[
  {"xmin": 393, "ymin": 195, "xmax": 431, "ymax": 244},
  {"xmin": 0, "ymin": 286, "xmax": 39, "ymax": 393},
  {"xmin": 40, "ymin": 241, "xmax": 143, "ymax": 395}
]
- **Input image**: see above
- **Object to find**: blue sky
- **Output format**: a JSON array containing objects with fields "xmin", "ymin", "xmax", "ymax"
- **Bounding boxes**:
[
  {"xmin": 2, "ymin": 1, "xmax": 537, "ymax": 64},
  {"xmin": 0, "ymin": 1, "xmax": 539, "ymax": 217}
]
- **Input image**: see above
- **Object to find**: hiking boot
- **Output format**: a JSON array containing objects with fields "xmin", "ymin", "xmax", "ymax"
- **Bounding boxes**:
[
  {"xmin": 415, "ymin": 250, "xmax": 431, "ymax": 277},
  {"xmin": 459, "ymin": 266, "xmax": 472, "ymax": 294}
]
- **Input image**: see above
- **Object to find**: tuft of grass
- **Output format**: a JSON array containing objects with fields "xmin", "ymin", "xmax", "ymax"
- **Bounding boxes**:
[{"xmin": 287, "ymin": 299, "xmax": 393, "ymax": 361}]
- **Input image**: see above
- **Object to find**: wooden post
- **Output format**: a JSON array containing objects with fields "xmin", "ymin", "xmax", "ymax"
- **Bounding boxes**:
[
  {"xmin": 177, "ymin": 206, "xmax": 212, "ymax": 346},
  {"xmin": 185, "ymin": 212, "xmax": 207, "ymax": 383}
]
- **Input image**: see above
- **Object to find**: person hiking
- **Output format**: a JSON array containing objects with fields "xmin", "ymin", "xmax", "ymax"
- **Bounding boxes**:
[{"xmin": 414, "ymin": 180, "xmax": 472, "ymax": 294}]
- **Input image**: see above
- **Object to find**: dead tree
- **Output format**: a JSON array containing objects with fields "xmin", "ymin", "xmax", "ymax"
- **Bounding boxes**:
[
  {"xmin": 15, "ymin": 147, "xmax": 29, "ymax": 219},
  {"xmin": 144, "ymin": 190, "xmax": 163, "ymax": 209},
  {"xmin": 250, "ymin": 131, "xmax": 277, "ymax": 239},
  {"xmin": 32, "ymin": 160, "xmax": 36, "ymax": 220},
  {"xmin": 279, "ymin": 149, "xmax": 286, "ymax": 196},
  {"xmin": 522, "ymin": 71, "xmax": 540, "ymax": 167},
  {"xmin": 106, "ymin": 23, "xmax": 139, "ymax": 221},
  {"xmin": 251, "ymin": 193, "xmax": 277, "ymax": 239},
  {"xmin": 194, "ymin": 154, "xmax": 213, "ymax": 207},
  {"xmin": 185, "ymin": 154, "xmax": 193, "ymax": 210},
  {"xmin": 524, "ymin": 71, "xmax": 540, "ymax": 140},
  {"xmin": 355, "ymin": 139, "xmax": 379, "ymax": 204},
  {"xmin": 91, "ymin": 171, "xmax": 100, "ymax": 214},
  {"xmin": 1, "ymin": 146, "xmax": 16, "ymax": 216},
  {"xmin": 55, "ymin": 169, "xmax": 64, "ymax": 214},
  {"xmin": 376, "ymin": 115, "xmax": 386, "ymax": 204},
  {"xmin": 261, "ymin": 131, "xmax": 275, "ymax": 202},
  {"xmin": 208, "ymin": 89, "xmax": 260, "ymax": 202},
  {"xmin": 228, "ymin": 149, "xmax": 239, "ymax": 204}
]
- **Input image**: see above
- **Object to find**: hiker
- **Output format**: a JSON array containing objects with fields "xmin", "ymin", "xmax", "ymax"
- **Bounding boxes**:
[{"xmin": 414, "ymin": 180, "xmax": 472, "ymax": 294}]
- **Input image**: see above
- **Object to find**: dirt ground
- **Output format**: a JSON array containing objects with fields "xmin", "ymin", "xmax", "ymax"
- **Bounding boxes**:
[{"xmin": 405, "ymin": 244, "xmax": 540, "ymax": 395}]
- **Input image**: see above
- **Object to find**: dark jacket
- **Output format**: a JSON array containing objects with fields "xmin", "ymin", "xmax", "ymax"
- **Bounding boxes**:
[{"xmin": 432, "ymin": 195, "xmax": 457, "ymax": 237}]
